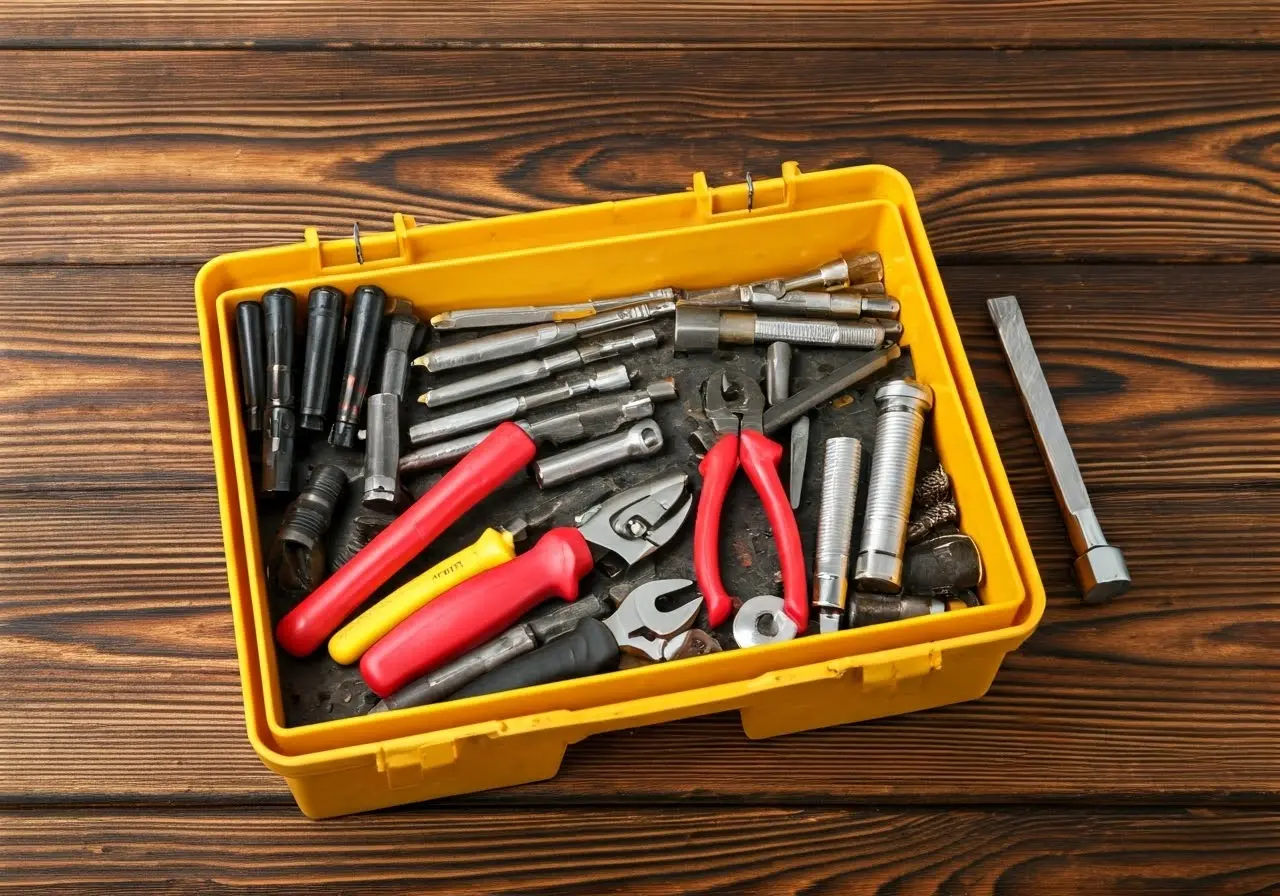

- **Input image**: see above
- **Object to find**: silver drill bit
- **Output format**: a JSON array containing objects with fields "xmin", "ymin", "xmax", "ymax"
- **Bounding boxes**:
[
  {"xmin": 406, "ymin": 364, "xmax": 632, "ymax": 446},
  {"xmin": 401, "ymin": 382, "xmax": 677, "ymax": 474},
  {"xmin": 415, "ymin": 300, "xmax": 675, "ymax": 373},
  {"xmin": 765, "ymin": 343, "xmax": 809, "ymax": 510},
  {"xmin": 418, "ymin": 328, "xmax": 659, "ymax": 408},
  {"xmin": 813, "ymin": 437, "xmax": 863, "ymax": 633},
  {"xmin": 988, "ymin": 295, "xmax": 1130, "ymax": 603},
  {"xmin": 855, "ymin": 378, "xmax": 934, "ymax": 592},
  {"xmin": 361, "ymin": 393, "xmax": 400, "ymax": 511},
  {"xmin": 674, "ymin": 307, "xmax": 896, "ymax": 352},
  {"xmin": 533, "ymin": 419, "xmax": 665, "ymax": 488},
  {"xmin": 366, "ymin": 593, "xmax": 618, "ymax": 713},
  {"xmin": 685, "ymin": 286, "xmax": 901, "ymax": 321},
  {"xmin": 429, "ymin": 289, "xmax": 678, "ymax": 330}
]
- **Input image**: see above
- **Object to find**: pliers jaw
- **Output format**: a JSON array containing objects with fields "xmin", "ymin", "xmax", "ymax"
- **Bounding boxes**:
[{"xmin": 576, "ymin": 472, "xmax": 694, "ymax": 576}]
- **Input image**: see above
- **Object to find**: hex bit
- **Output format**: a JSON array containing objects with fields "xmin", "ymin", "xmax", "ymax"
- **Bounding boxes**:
[
  {"xmin": 988, "ymin": 295, "xmax": 1130, "ymax": 603},
  {"xmin": 417, "ymin": 328, "xmax": 659, "ymax": 408},
  {"xmin": 674, "ymin": 307, "xmax": 898, "ymax": 352},
  {"xmin": 765, "ymin": 342, "xmax": 809, "ymax": 509},
  {"xmin": 407, "ymin": 364, "xmax": 632, "ymax": 447},
  {"xmin": 429, "ymin": 288, "xmax": 678, "ymax": 330},
  {"xmin": 416, "ymin": 299, "xmax": 675, "ymax": 373},
  {"xmin": 685, "ymin": 286, "xmax": 900, "ymax": 321},
  {"xmin": 400, "ymin": 381, "xmax": 676, "ymax": 474}
]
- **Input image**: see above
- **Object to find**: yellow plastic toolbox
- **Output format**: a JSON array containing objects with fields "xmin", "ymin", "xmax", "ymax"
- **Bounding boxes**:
[{"xmin": 196, "ymin": 162, "xmax": 1046, "ymax": 818}]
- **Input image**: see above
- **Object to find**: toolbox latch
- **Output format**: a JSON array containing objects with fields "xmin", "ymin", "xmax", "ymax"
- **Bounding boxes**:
[
  {"xmin": 375, "ymin": 740, "xmax": 460, "ymax": 789},
  {"xmin": 860, "ymin": 649, "xmax": 942, "ymax": 692}
]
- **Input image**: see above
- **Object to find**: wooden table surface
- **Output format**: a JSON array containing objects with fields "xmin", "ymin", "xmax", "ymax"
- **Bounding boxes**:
[{"xmin": 3, "ymin": 4, "xmax": 1280, "ymax": 893}]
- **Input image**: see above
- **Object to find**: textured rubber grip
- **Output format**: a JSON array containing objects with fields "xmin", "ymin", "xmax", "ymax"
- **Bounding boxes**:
[
  {"xmin": 692, "ymin": 435, "xmax": 740, "ymax": 628},
  {"xmin": 740, "ymin": 429, "xmax": 809, "ymax": 630},
  {"xmin": 450, "ymin": 617, "xmax": 621, "ymax": 701},
  {"xmin": 359, "ymin": 527, "xmax": 595, "ymax": 697},
  {"xmin": 275, "ymin": 422, "xmax": 536, "ymax": 657}
]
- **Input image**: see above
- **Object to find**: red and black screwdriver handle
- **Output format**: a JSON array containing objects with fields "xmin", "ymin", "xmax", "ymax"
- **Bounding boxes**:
[
  {"xmin": 360, "ymin": 527, "xmax": 596, "ymax": 697},
  {"xmin": 448, "ymin": 617, "xmax": 621, "ymax": 702},
  {"xmin": 275, "ymin": 422, "xmax": 537, "ymax": 658},
  {"xmin": 694, "ymin": 430, "xmax": 808, "ymax": 630}
]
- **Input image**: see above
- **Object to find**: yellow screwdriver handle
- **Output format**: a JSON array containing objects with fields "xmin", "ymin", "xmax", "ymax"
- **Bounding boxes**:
[{"xmin": 327, "ymin": 527, "xmax": 517, "ymax": 665}]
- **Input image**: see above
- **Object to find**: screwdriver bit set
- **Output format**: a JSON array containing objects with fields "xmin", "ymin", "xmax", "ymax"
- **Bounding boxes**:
[{"xmin": 197, "ymin": 162, "xmax": 1049, "ymax": 817}]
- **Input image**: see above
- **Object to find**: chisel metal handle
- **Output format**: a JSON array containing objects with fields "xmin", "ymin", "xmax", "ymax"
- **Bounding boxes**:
[{"xmin": 987, "ymin": 295, "xmax": 1130, "ymax": 603}]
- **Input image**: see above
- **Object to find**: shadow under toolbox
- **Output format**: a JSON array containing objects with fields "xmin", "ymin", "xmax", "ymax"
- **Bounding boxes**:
[{"xmin": 196, "ymin": 162, "xmax": 1046, "ymax": 818}]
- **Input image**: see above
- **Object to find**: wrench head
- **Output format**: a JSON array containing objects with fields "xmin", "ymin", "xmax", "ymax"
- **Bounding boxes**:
[
  {"xmin": 576, "ymin": 472, "xmax": 693, "ymax": 574},
  {"xmin": 605, "ymin": 578, "xmax": 702, "ymax": 662},
  {"xmin": 662, "ymin": 629, "xmax": 723, "ymax": 662},
  {"xmin": 732, "ymin": 595, "xmax": 799, "ymax": 648},
  {"xmin": 700, "ymin": 370, "xmax": 765, "ymax": 435}
]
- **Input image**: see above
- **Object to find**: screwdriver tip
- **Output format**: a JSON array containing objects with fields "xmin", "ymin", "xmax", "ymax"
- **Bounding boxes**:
[
  {"xmin": 366, "ymin": 701, "xmax": 389, "ymax": 715},
  {"xmin": 411, "ymin": 355, "xmax": 428, "ymax": 368}
]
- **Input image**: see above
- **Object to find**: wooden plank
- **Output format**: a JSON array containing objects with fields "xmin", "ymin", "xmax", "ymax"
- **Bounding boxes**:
[
  {"xmin": 1, "ymin": 2, "xmax": 1275, "ymax": 49},
  {"xmin": 0, "ymin": 51, "xmax": 1278, "ymax": 264},
  {"xmin": 5, "ymin": 264, "xmax": 1277, "ymax": 493},
  {"xmin": 4, "ymin": 485, "xmax": 1278, "ymax": 802},
  {"xmin": 4, "ymin": 806, "xmax": 1280, "ymax": 893}
]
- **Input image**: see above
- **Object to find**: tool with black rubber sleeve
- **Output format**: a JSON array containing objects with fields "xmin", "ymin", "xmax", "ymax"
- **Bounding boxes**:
[
  {"xmin": 234, "ymin": 300, "xmax": 266, "ymax": 434},
  {"xmin": 261, "ymin": 288, "xmax": 298, "ymax": 494},
  {"xmin": 366, "ymin": 593, "xmax": 618, "ymax": 713},
  {"xmin": 692, "ymin": 371, "xmax": 806, "ymax": 631},
  {"xmin": 448, "ymin": 579, "xmax": 703, "ymax": 701},
  {"xmin": 360, "ymin": 472, "xmax": 693, "ymax": 696},
  {"xmin": 330, "ymin": 284, "xmax": 386, "ymax": 449},
  {"xmin": 298, "ymin": 286, "xmax": 344, "ymax": 432},
  {"xmin": 377, "ymin": 299, "xmax": 424, "ymax": 401}
]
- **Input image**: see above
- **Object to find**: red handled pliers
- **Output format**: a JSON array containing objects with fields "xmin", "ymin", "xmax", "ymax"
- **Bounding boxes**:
[{"xmin": 693, "ymin": 370, "xmax": 808, "ymax": 630}]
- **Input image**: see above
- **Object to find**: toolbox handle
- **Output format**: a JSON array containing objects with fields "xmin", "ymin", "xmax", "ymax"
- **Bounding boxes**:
[
  {"xmin": 692, "ymin": 161, "xmax": 801, "ymax": 222},
  {"xmin": 304, "ymin": 213, "xmax": 420, "ymax": 274}
]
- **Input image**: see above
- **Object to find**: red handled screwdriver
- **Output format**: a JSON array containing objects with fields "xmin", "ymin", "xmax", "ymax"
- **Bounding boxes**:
[
  {"xmin": 359, "ymin": 471, "xmax": 694, "ymax": 697},
  {"xmin": 274, "ymin": 422, "xmax": 537, "ymax": 657}
]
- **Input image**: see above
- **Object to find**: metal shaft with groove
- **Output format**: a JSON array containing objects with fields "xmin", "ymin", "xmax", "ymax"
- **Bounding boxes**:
[
  {"xmin": 429, "ymin": 288, "xmax": 677, "ymax": 330},
  {"xmin": 674, "ymin": 307, "xmax": 893, "ymax": 352},
  {"xmin": 855, "ymin": 378, "xmax": 934, "ymax": 592},
  {"xmin": 813, "ymin": 437, "xmax": 862, "ymax": 632}
]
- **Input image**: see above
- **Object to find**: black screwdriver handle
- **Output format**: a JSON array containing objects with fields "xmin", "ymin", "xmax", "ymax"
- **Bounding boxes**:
[{"xmin": 450, "ymin": 617, "xmax": 620, "ymax": 701}]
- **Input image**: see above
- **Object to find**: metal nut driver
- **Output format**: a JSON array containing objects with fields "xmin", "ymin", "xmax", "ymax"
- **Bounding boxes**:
[{"xmin": 988, "ymin": 295, "xmax": 1130, "ymax": 603}]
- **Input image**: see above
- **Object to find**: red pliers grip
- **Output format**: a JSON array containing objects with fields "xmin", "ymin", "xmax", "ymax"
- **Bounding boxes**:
[
  {"xmin": 693, "ymin": 373, "xmax": 808, "ymax": 630},
  {"xmin": 275, "ymin": 422, "xmax": 538, "ymax": 657}
]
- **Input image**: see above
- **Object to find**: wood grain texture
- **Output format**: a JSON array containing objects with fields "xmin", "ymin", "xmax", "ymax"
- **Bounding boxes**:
[
  {"xmin": 5, "ymin": 806, "xmax": 1280, "ymax": 895},
  {"xmin": 2, "ymin": 1, "xmax": 1276, "ymax": 49},
  {"xmin": 5, "ymin": 264, "xmax": 1276, "ymax": 493},
  {"xmin": 1, "ymin": 50, "xmax": 1278, "ymax": 264}
]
